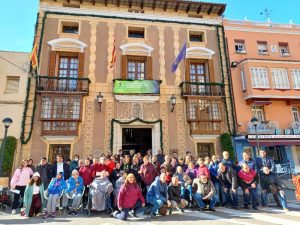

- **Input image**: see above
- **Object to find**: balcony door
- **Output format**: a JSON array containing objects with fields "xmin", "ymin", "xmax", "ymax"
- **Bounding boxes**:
[
  {"xmin": 127, "ymin": 58, "xmax": 146, "ymax": 80},
  {"xmin": 49, "ymin": 144, "xmax": 71, "ymax": 164},
  {"xmin": 292, "ymin": 107, "xmax": 300, "ymax": 122},
  {"xmin": 58, "ymin": 56, "xmax": 79, "ymax": 91},
  {"xmin": 190, "ymin": 63, "xmax": 206, "ymax": 94}
]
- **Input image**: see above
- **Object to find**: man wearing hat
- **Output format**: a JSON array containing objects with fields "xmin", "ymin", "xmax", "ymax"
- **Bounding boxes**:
[{"xmin": 35, "ymin": 157, "xmax": 52, "ymax": 189}]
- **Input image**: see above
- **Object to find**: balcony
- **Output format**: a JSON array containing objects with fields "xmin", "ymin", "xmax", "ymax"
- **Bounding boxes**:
[
  {"xmin": 189, "ymin": 121, "xmax": 222, "ymax": 135},
  {"xmin": 41, "ymin": 120, "xmax": 79, "ymax": 136},
  {"xmin": 36, "ymin": 76, "xmax": 90, "ymax": 95},
  {"xmin": 180, "ymin": 82, "xmax": 224, "ymax": 97},
  {"xmin": 290, "ymin": 122, "xmax": 300, "ymax": 129},
  {"xmin": 247, "ymin": 120, "xmax": 279, "ymax": 134}
]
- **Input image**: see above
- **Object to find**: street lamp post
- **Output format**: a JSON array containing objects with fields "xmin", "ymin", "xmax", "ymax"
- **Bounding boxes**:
[
  {"xmin": 250, "ymin": 117, "xmax": 260, "ymax": 152},
  {"xmin": 0, "ymin": 118, "xmax": 13, "ymax": 176}
]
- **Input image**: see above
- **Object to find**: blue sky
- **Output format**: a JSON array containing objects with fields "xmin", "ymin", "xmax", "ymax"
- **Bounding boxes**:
[{"xmin": 0, "ymin": 0, "xmax": 299, "ymax": 52}]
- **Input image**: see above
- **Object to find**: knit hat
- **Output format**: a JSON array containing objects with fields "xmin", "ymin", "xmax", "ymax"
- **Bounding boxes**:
[{"xmin": 33, "ymin": 172, "xmax": 40, "ymax": 177}]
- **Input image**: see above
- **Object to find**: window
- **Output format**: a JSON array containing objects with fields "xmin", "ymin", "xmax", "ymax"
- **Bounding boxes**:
[
  {"xmin": 234, "ymin": 39, "xmax": 246, "ymax": 53},
  {"xmin": 128, "ymin": 27, "xmax": 145, "ymax": 38},
  {"xmin": 240, "ymin": 69, "xmax": 247, "ymax": 91},
  {"xmin": 257, "ymin": 41, "xmax": 268, "ymax": 55},
  {"xmin": 271, "ymin": 68, "xmax": 290, "ymax": 89},
  {"xmin": 189, "ymin": 31, "xmax": 204, "ymax": 42},
  {"xmin": 251, "ymin": 67, "xmax": 269, "ymax": 88},
  {"xmin": 5, "ymin": 76, "xmax": 20, "ymax": 93},
  {"xmin": 61, "ymin": 21, "xmax": 79, "ymax": 34},
  {"xmin": 292, "ymin": 107, "xmax": 300, "ymax": 122},
  {"xmin": 252, "ymin": 105, "xmax": 265, "ymax": 121},
  {"xmin": 58, "ymin": 56, "xmax": 79, "ymax": 90},
  {"xmin": 127, "ymin": 58, "xmax": 146, "ymax": 80},
  {"xmin": 278, "ymin": 42, "xmax": 290, "ymax": 57},
  {"xmin": 292, "ymin": 69, "xmax": 300, "ymax": 89},
  {"xmin": 189, "ymin": 62, "xmax": 206, "ymax": 94}
]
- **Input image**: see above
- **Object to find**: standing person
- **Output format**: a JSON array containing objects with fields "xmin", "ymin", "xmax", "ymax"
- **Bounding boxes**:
[
  {"xmin": 10, "ymin": 159, "xmax": 33, "ymax": 214},
  {"xmin": 28, "ymin": 159, "xmax": 35, "ymax": 173},
  {"xmin": 51, "ymin": 155, "xmax": 70, "ymax": 180},
  {"xmin": 76, "ymin": 159, "xmax": 84, "ymax": 171},
  {"xmin": 35, "ymin": 157, "xmax": 52, "ymax": 189},
  {"xmin": 255, "ymin": 149, "xmax": 276, "ymax": 173},
  {"xmin": 218, "ymin": 162, "xmax": 239, "ymax": 209},
  {"xmin": 65, "ymin": 170, "xmax": 84, "ymax": 215},
  {"xmin": 44, "ymin": 172, "xmax": 67, "ymax": 218},
  {"xmin": 193, "ymin": 174, "xmax": 217, "ymax": 211},
  {"xmin": 79, "ymin": 158, "xmax": 93, "ymax": 206},
  {"xmin": 238, "ymin": 151, "xmax": 257, "ymax": 172},
  {"xmin": 197, "ymin": 158, "xmax": 210, "ymax": 179},
  {"xmin": 111, "ymin": 162, "xmax": 123, "ymax": 186},
  {"xmin": 185, "ymin": 162, "xmax": 198, "ymax": 180},
  {"xmin": 292, "ymin": 174, "xmax": 300, "ymax": 201},
  {"xmin": 177, "ymin": 157, "xmax": 187, "ymax": 172},
  {"xmin": 140, "ymin": 156, "xmax": 157, "ymax": 192},
  {"xmin": 87, "ymin": 155, "xmax": 94, "ymax": 166},
  {"xmin": 23, "ymin": 172, "xmax": 45, "ymax": 217},
  {"xmin": 237, "ymin": 164, "xmax": 259, "ymax": 210},
  {"xmin": 146, "ymin": 173, "xmax": 171, "ymax": 218},
  {"xmin": 69, "ymin": 155, "xmax": 80, "ymax": 172},
  {"xmin": 151, "ymin": 156, "xmax": 161, "ymax": 174},
  {"xmin": 131, "ymin": 156, "xmax": 141, "ymax": 186},
  {"xmin": 156, "ymin": 149, "xmax": 165, "ymax": 165},
  {"xmin": 161, "ymin": 155, "xmax": 175, "ymax": 175},
  {"xmin": 92, "ymin": 157, "xmax": 107, "ymax": 178},
  {"xmin": 204, "ymin": 156, "xmax": 211, "ymax": 167},
  {"xmin": 113, "ymin": 171, "xmax": 127, "ymax": 208},
  {"xmin": 260, "ymin": 167, "xmax": 289, "ymax": 211},
  {"xmin": 209, "ymin": 155, "xmax": 222, "ymax": 206},
  {"xmin": 221, "ymin": 151, "xmax": 235, "ymax": 169},
  {"xmin": 167, "ymin": 176, "xmax": 188, "ymax": 214},
  {"xmin": 106, "ymin": 156, "xmax": 116, "ymax": 175},
  {"xmin": 112, "ymin": 173, "xmax": 145, "ymax": 220},
  {"xmin": 146, "ymin": 149, "xmax": 152, "ymax": 162},
  {"xmin": 121, "ymin": 155, "xmax": 132, "ymax": 174}
]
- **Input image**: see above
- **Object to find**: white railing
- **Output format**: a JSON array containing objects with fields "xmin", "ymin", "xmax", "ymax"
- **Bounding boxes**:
[
  {"xmin": 289, "ymin": 122, "xmax": 300, "ymax": 129},
  {"xmin": 247, "ymin": 121, "xmax": 279, "ymax": 134}
]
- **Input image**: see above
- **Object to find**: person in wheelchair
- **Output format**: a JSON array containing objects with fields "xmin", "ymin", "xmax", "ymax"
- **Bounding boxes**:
[
  {"xmin": 65, "ymin": 170, "xmax": 84, "ymax": 215},
  {"xmin": 90, "ymin": 171, "xmax": 113, "ymax": 212}
]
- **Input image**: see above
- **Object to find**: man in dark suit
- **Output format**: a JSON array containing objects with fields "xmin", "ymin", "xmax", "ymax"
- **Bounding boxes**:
[
  {"xmin": 35, "ymin": 157, "xmax": 52, "ymax": 189},
  {"xmin": 51, "ymin": 155, "xmax": 70, "ymax": 180}
]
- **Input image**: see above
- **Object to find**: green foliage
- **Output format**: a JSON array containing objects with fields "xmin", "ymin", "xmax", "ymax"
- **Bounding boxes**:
[
  {"xmin": 1, "ymin": 136, "xmax": 17, "ymax": 176},
  {"xmin": 220, "ymin": 133, "xmax": 235, "ymax": 161}
]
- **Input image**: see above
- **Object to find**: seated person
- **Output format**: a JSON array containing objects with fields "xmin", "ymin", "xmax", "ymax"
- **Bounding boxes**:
[
  {"xmin": 167, "ymin": 176, "xmax": 188, "ymax": 214},
  {"xmin": 90, "ymin": 171, "xmax": 113, "ymax": 211},
  {"xmin": 174, "ymin": 166, "xmax": 192, "ymax": 203},
  {"xmin": 193, "ymin": 174, "xmax": 217, "ymax": 211},
  {"xmin": 112, "ymin": 173, "xmax": 145, "ymax": 220},
  {"xmin": 261, "ymin": 166, "xmax": 289, "ymax": 211},
  {"xmin": 65, "ymin": 170, "xmax": 84, "ymax": 215},
  {"xmin": 146, "ymin": 173, "xmax": 171, "ymax": 218}
]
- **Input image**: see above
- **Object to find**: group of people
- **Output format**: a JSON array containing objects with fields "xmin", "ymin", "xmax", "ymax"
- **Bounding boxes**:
[{"xmin": 9, "ymin": 148, "xmax": 290, "ymax": 220}]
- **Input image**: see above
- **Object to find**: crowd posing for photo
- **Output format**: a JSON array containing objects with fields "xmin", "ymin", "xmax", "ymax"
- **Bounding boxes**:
[{"xmin": 9, "ymin": 148, "xmax": 290, "ymax": 220}]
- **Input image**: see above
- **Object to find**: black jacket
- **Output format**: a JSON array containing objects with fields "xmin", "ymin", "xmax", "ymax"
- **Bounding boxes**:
[
  {"xmin": 260, "ymin": 171, "xmax": 282, "ymax": 192},
  {"xmin": 35, "ymin": 163, "xmax": 52, "ymax": 188},
  {"xmin": 167, "ymin": 184, "xmax": 181, "ymax": 203},
  {"xmin": 50, "ymin": 162, "xmax": 70, "ymax": 180},
  {"xmin": 217, "ymin": 167, "xmax": 238, "ymax": 189}
]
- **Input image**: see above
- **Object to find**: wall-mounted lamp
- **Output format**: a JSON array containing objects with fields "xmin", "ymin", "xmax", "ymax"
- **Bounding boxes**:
[
  {"xmin": 96, "ymin": 92, "xmax": 104, "ymax": 111},
  {"xmin": 170, "ymin": 94, "xmax": 176, "ymax": 112},
  {"xmin": 231, "ymin": 61, "xmax": 238, "ymax": 68}
]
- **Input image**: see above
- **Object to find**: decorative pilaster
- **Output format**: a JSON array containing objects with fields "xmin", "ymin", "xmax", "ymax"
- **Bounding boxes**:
[
  {"xmin": 160, "ymin": 102, "xmax": 169, "ymax": 153},
  {"xmin": 83, "ymin": 100, "xmax": 95, "ymax": 156},
  {"xmin": 106, "ymin": 23, "xmax": 116, "ymax": 83},
  {"xmin": 176, "ymin": 102, "xmax": 186, "ymax": 156},
  {"xmin": 104, "ymin": 101, "xmax": 114, "ymax": 154},
  {"xmin": 88, "ymin": 21, "xmax": 97, "ymax": 83},
  {"xmin": 158, "ymin": 27, "xmax": 166, "ymax": 84},
  {"xmin": 173, "ymin": 27, "xmax": 182, "ymax": 86}
]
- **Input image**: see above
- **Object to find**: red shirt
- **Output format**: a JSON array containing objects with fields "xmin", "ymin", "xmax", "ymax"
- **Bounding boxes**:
[
  {"xmin": 79, "ymin": 166, "xmax": 93, "ymax": 186},
  {"xmin": 198, "ymin": 165, "xmax": 210, "ymax": 179},
  {"xmin": 92, "ymin": 163, "xmax": 107, "ymax": 178},
  {"xmin": 118, "ymin": 183, "xmax": 145, "ymax": 209},
  {"xmin": 106, "ymin": 160, "xmax": 115, "ymax": 175}
]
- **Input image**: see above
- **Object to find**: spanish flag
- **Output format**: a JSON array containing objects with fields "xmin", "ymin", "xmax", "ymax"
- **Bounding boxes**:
[
  {"xmin": 109, "ymin": 37, "xmax": 116, "ymax": 69},
  {"xmin": 30, "ymin": 37, "xmax": 38, "ymax": 70}
]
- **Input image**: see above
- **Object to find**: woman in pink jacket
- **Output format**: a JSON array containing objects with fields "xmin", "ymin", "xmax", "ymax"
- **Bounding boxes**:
[{"xmin": 10, "ymin": 159, "xmax": 33, "ymax": 214}]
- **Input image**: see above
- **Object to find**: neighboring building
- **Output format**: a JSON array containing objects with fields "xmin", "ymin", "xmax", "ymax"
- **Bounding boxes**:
[
  {"xmin": 19, "ymin": 0, "xmax": 234, "ymax": 164},
  {"xmin": 0, "ymin": 51, "xmax": 29, "ymax": 141},
  {"xmin": 224, "ymin": 19, "xmax": 300, "ymax": 170}
]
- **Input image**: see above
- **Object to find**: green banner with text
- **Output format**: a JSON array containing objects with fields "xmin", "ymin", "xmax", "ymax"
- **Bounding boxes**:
[{"xmin": 114, "ymin": 80, "xmax": 160, "ymax": 94}]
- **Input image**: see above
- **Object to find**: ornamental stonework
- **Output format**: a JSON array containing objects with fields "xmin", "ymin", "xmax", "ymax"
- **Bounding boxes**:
[
  {"xmin": 83, "ymin": 100, "xmax": 95, "ymax": 156},
  {"xmin": 104, "ymin": 101, "xmax": 114, "ymax": 154},
  {"xmin": 160, "ymin": 102, "xmax": 169, "ymax": 153},
  {"xmin": 143, "ymin": 103, "xmax": 156, "ymax": 121},
  {"xmin": 88, "ymin": 21, "xmax": 97, "ymax": 83},
  {"xmin": 176, "ymin": 102, "xmax": 186, "ymax": 156},
  {"xmin": 117, "ymin": 102, "xmax": 131, "ymax": 120},
  {"xmin": 158, "ymin": 27, "xmax": 166, "ymax": 84}
]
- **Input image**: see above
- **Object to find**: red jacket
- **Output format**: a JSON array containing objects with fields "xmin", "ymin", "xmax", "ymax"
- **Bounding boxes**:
[
  {"xmin": 92, "ymin": 163, "xmax": 107, "ymax": 178},
  {"xmin": 118, "ymin": 183, "xmax": 145, "ymax": 209},
  {"xmin": 106, "ymin": 160, "xmax": 115, "ymax": 175},
  {"xmin": 79, "ymin": 166, "xmax": 93, "ymax": 186},
  {"xmin": 140, "ymin": 163, "xmax": 157, "ymax": 186},
  {"xmin": 198, "ymin": 165, "xmax": 210, "ymax": 179}
]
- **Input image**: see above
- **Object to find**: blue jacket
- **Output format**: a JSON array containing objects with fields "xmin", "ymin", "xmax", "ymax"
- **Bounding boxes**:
[
  {"xmin": 209, "ymin": 161, "xmax": 220, "ymax": 183},
  {"xmin": 48, "ymin": 178, "xmax": 67, "ymax": 195},
  {"xmin": 221, "ymin": 159, "xmax": 235, "ymax": 169},
  {"xmin": 147, "ymin": 176, "xmax": 168, "ymax": 203},
  {"xmin": 66, "ymin": 176, "xmax": 84, "ymax": 194},
  {"xmin": 255, "ymin": 157, "xmax": 276, "ymax": 173},
  {"xmin": 238, "ymin": 159, "xmax": 257, "ymax": 172}
]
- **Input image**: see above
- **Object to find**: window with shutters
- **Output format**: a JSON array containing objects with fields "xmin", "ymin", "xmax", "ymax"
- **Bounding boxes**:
[
  {"xmin": 189, "ymin": 62, "xmax": 206, "ymax": 94},
  {"xmin": 250, "ymin": 67, "xmax": 270, "ymax": 88},
  {"xmin": 291, "ymin": 69, "xmax": 300, "ymax": 89},
  {"xmin": 5, "ymin": 76, "xmax": 20, "ymax": 93},
  {"xmin": 271, "ymin": 68, "xmax": 290, "ymax": 89}
]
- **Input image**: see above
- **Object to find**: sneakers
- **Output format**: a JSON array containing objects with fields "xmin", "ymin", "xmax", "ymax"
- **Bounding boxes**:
[
  {"xmin": 129, "ymin": 210, "xmax": 137, "ymax": 218},
  {"xmin": 111, "ymin": 210, "xmax": 118, "ymax": 218},
  {"xmin": 283, "ymin": 208, "xmax": 290, "ymax": 212},
  {"xmin": 150, "ymin": 212, "xmax": 157, "ymax": 218},
  {"xmin": 198, "ymin": 207, "xmax": 205, "ymax": 211},
  {"xmin": 209, "ymin": 207, "xmax": 216, "ymax": 212},
  {"xmin": 252, "ymin": 206, "xmax": 259, "ymax": 210},
  {"xmin": 73, "ymin": 211, "xmax": 78, "ymax": 215},
  {"xmin": 11, "ymin": 209, "xmax": 16, "ymax": 215}
]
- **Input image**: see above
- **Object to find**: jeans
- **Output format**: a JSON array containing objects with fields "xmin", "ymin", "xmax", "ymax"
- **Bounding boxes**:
[
  {"xmin": 222, "ymin": 186, "xmax": 238, "ymax": 207},
  {"xmin": 180, "ymin": 185, "xmax": 193, "ymax": 199},
  {"xmin": 194, "ymin": 193, "xmax": 217, "ymax": 209},
  {"xmin": 212, "ymin": 182, "xmax": 222, "ymax": 204},
  {"xmin": 115, "ymin": 200, "xmax": 142, "ymax": 220},
  {"xmin": 147, "ymin": 197, "xmax": 164, "ymax": 214},
  {"xmin": 261, "ymin": 191, "xmax": 287, "ymax": 209},
  {"xmin": 243, "ymin": 187, "xmax": 259, "ymax": 207}
]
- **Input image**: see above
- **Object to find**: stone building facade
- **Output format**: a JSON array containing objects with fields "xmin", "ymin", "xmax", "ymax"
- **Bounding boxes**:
[{"xmin": 19, "ymin": 0, "xmax": 234, "ymax": 164}]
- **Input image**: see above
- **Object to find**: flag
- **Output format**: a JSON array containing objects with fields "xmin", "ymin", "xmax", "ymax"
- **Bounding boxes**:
[
  {"xmin": 30, "ymin": 37, "xmax": 38, "ymax": 70},
  {"xmin": 171, "ymin": 43, "xmax": 187, "ymax": 73},
  {"xmin": 109, "ymin": 37, "xmax": 116, "ymax": 69}
]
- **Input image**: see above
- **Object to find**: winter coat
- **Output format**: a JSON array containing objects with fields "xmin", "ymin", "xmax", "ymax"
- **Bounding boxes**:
[
  {"xmin": 92, "ymin": 163, "xmax": 108, "ymax": 178},
  {"xmin": 238, "ymin": 159, "xmax": 257, "ymax": 172},
  {"xmin": 156, "ymin": 154, "xmax": 165, "ymax": 165},
  {"xmin": 255, "ymin": 157, "xmax": 276, "ymax": 173},
  {"xmin": 146, "ymin": 176, "xmax": 168, "ymax": 202},
  {"xmin": 161, "ymin": 162, "xmax": 176, "ymax": 174},
  {"xmin": 35, "ymin": 163, "xmax": 52, "ymax": 189},
  {"xmin": 50, "ymin": 162, "xmax": 70, "ymax": 180},
  {"xmin": 70, "ymin": 160, "xmax": 79, "ymax": 172},
  {"xmin": 23, "ymin": 183, "xmax": 45, "ymax": 217},
  {"xmin": 140, "ymin": 163, "xmax": 157, "ymax": 186},
  {"xmin": 167, "ymin": 184, "xmax": 181, "ymax": 203},
  {"xmin": 260, "ymin": 171, "xmax": 282, "ymax": 192},
  {"xmin": 79, "ymin": 166, "xmax": 93, "ymax": 186},
  {"xmin": 177, "ymin": 163, "xmax": 188, "ymax": 172},
  {"xmin": 130, "ymin": 163, "xmax": 141, "ymax": 183},
  {"xmin": 217, "ymin": 167, "xmax": 238, "ymax": 189},
  {"xmin": 209, "ymin": 161, "xmax": 220, "ymax": 183},
  {"xmin": 121, "ymin": 163, "xmax": 132, "ymax": 174},
  {"xmin": 197, "ymin": 165, "xmax": 210, "ymax": 179},
  {"xmin": 106, "ymin": 160, "xmax": 115, "ymax": 175},
  {"xmin": 11, "ymin": 167, "xmax": 33, "ymax": 189},
  {"xmin": 66, "ymin": 176, "xmax": 84, "ymax": 194},
  {"xmin": 152, "ymin": 161, "xmax": 161, "ymax": 173},
  {"xmin": 237, "ymin": 169, "xmax": 259, "ymax": 189},
  {"xmin": 118, "ymin": 183, "xmax": 145, "ymax": 209},
  {"xmin": 185, "ymin": 168, "xmax": 198, "ymax": 180},
  {"xmin": 221, "ymin": 159, "xmax": 235, "ymax": 169},
  {"xmin": 111, "ymin": 168, "xmax": 122, "ymax": 187},
  {"xmin": 48, "ymin": 178, "xmax": 67, "ymax": 195},
  {"xmin": 192, "ymin": 178, "xmax": 216, "ymax": 199}
]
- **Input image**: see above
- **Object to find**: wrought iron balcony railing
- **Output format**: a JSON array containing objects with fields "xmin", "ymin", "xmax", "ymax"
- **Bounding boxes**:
[
  {"xmin": 247, "ymin": 121, "xmax": 279, "ymax": 134},
  {"xmin": 179, "ymin": 82, "xmax": 225, "ymax": 97},
  {"xmin": 36, "ymin": 76, "xmax": 90, "ymax": 95}
]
